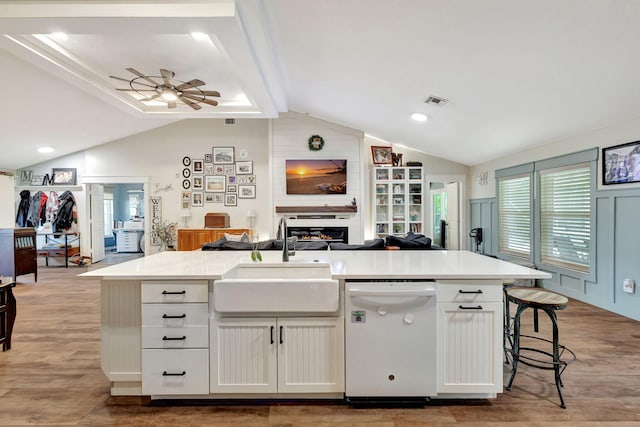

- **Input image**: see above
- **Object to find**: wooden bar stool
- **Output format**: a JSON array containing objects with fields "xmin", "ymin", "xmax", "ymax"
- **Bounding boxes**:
[{"xmin": 505, "ymin": 287, "xmax": 576, "ymax": 408}]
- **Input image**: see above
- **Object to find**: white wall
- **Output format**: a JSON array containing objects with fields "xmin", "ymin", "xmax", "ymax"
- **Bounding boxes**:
[
  {"xmin": 469, "ymin": 115, "xmax": 640, "ymax": 199},
  {"xmin": 271, "ymin": 112, "xmax": 364, "ymax": 243},
  {"xmin": 0, "ymin": 174, "xmax": 16, "ymax": 228}
]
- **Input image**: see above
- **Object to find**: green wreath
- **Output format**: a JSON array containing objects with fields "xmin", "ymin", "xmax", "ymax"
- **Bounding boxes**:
[{"xmin": 308, "ymin": 134, "xmax": 325, "ymax": 151}]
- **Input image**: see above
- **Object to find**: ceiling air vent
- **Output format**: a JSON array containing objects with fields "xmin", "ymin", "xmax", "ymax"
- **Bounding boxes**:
[
  {"xmin": 224, "ymin": 118, "xmax": 236, "ymax": 125},
  {"xmin": 425, "ymin": 95, "xmax": 448, "ymax": 106}
]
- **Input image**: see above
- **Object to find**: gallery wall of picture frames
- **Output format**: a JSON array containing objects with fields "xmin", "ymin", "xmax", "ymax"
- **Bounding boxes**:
[{"xmin": 181, "ymin": 147, "xmax": 256, "ymax": 209}]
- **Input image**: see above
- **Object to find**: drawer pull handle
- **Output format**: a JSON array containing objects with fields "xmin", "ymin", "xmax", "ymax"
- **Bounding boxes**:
[
  {"xmin": 162, "ymin": 314, "xmax": 186, "ymax": 319},
  {"xmin": 459, "ymin": 305, "xmax": 483, "ymax": 310},
  {"xmin": 162, "ymin": 336, "xmax": 186, "ymax": 341},
  {"xmin": 458, "ymin": 289, "xmax": 483, "ymax": 294},
  {"xmin": 162, "ymin": 290, "xmax": 186, "ymax": 295},
  {"xmin": 162, "ymin": 371, "xmax": 186, "ymax": 376}
]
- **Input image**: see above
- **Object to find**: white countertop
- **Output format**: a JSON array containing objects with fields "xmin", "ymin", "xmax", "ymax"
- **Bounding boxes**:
[{"xmin": 81, "ymin": 250, "xmax": 551, "ymax": 281}]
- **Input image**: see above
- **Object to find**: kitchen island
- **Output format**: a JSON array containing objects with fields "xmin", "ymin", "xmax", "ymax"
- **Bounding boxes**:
[{"xmin": 82, "ymin": 250, "xmax": 550, "ymax": 400}]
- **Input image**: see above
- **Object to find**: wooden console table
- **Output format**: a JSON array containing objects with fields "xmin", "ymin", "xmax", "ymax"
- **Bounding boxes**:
[
  {"xmin": 0, "ymin": 279, "xmax": 16, "ymax": 351},
  {"xmin": 177, "ymin": 228, "xmax": 250, "ymax": 251},
  {"xmin": 37, "ymin": 232, "xmax": 80, "ymax": 268}
]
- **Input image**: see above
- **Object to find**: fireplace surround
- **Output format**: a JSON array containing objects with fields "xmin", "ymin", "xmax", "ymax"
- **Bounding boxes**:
[{"xmin": 287, "ymin": 226, "xmax": 349, "ymax": 243}]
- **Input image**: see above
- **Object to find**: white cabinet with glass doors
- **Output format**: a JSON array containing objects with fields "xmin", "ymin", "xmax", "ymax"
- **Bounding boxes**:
[{"xmin": 373, "ymin": 167, "xmax": 424, "ymax": 238}]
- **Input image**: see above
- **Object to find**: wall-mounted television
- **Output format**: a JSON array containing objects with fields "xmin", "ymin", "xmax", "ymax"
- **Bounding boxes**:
[{"xmin": 286, "ymin": 159, "xmax": 347, "ymax": 194}]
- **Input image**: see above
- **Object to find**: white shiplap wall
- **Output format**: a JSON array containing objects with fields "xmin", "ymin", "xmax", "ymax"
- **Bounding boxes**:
[{"xmin": 271, "ymin": 113, "xmax": 364, "ymax": 243}]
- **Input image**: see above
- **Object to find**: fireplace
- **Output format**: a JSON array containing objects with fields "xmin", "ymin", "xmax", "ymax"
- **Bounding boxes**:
[{"xmin": 287, "ymin": 226, "xmax": 349, "ymax": 243}]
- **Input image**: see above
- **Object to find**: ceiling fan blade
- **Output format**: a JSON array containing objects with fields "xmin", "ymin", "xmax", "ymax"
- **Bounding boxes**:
[
  {"xmin": 116, "ymin": 88, "xmax": 157, "ymax": 92},
  {"xmin": 167, "ymin": 101, "xmax": 178, "ymax": 108},
  {"xmin": 126, "ymin": 67, "xmax": 160, "ymax": 86},
  {"xmin": 175, "ymin": 79, "xmax": 205, "ymax": 90},
  {"xmin": 179, "ymin": 96, "xmax": 202, "ymax": 110},
  {"xmin": 182, "ymin": 93, "xmax": 218, "ymax": 106},
  {"xmin": 160, "ymin": 69, "xmax": 174, "ymax": 86},
  {"xmin": 199, "ymin": 98, "xmax": 219, "ymax": 107},
  {"xmin": 183, "ymin": 90, "xmax": 221, "ymax": 97}
]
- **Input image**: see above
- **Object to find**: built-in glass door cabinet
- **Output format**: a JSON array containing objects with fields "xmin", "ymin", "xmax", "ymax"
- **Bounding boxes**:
[{"xmin": 373, "ymin": 167, "xmax": 424, "ymax": 238}]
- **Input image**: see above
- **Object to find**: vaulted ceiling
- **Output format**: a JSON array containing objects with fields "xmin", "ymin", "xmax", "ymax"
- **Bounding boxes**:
[{"xmin": 2, "ymin": 0, "xmax": 640, "ymax": 170}]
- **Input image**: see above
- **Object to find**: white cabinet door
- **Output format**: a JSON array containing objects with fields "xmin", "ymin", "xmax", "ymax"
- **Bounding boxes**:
[
  {"xmin": 210, "ymin": 317, "xmax": 278, "ymax": 393},
  {"xmin": 277, "ymin": 317, "xmax": 345, "ymax": 393},
  {"xmin": 437, "ymin": 301, "xmax": 503, "ymax": 393},
  {"xmin": 210, "ymin": 317, "xmax": 345, "ymax": 394}
]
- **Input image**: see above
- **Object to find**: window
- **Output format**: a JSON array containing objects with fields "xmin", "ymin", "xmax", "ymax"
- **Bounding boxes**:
[
  {"xmin": 498, "ymin": 174, "xmax": 532, "ymax": 258},
  {"xmin": 539, "ymin": 163, "xmax": 591, "ymax": 272},
  {"xmin": 103, "ymin": 192, "xmax": 114, "ymax": 238}
]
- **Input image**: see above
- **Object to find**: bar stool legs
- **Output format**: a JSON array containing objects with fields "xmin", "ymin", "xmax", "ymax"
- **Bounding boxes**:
[{"xmin": 505, "ymin": 289, "xmax": 576, "ymax": 409}]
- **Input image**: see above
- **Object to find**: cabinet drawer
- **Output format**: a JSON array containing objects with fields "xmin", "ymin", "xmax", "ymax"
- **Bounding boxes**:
[
  {"xmin": 142, "ymin": 349, "xmax": 209, "ymax": 395},
  {"xmin": 141, "ymin": 303, "xmax": 208, "ymax": 327},
  {"xmin": 437, "ymin": 281, "xmax": 502, "ymax": 302},
  {"xmin": 141, "ymin": 281, "xmax": 208, "ymax": 303},
  {"xmin": 142, "ymin": 326, "xmax": 208, "ymax": 349}
]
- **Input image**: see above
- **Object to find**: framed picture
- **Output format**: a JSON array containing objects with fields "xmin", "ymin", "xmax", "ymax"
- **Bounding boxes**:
[
  {"xmin": 247, "ymin": 175, "xmax": 256, "ymax": 184},
  {"xmin": 213, "ymin": 147, "xmax": 235, "ymax": 164},
  {"xmin": 224, "ymin": 193, "xmax": 237, "ymax": 206},
  {"xmin": 236, "ymin": 161, "xmax": 253, "ymax": 175},
  {"xmin": 181, "ymin": 200, "xmax": 190, "ymax": 209},
  {"xmin": 214, "ymin": 165, "xmax": 225, "ymax": 175},
  {"xmin": 223, "ymin": 165, "xmax": 234, "ymax": 175},
  {"xmin": 603, "ymin": 140, "xmax": 640, "ymax": 185},
  {"xmin": 237, "ymin": 175, "xmax": 248, "ymax": 184},
  {"xmin": 192, "ymin": 176, "xmax": 203, "ymax": 190},
  {"xmin": 181, "ymin": 191, "xmax": 191, "ymax": 201},
  {"xmin": 204, "ymin": 164, "xmax": 214, "ymax": 174},
  {"xmin": 204, "ymin": 153, "xmax": 212, "ymax": 163},
  {"xmin": 193, "ymin": 159, "xmax": 204, "ymax": 174},
  {"xmin": 52, "ymin": 168, "xmax": 77, "ymax": 185},
  {"xmin": 205, "ymin": 193, "xmax": 215, "ymax": 203},
  {"xmin": 238, "ymin": 184, "xmax": 256, "ymax": 199},
  {"xmin": 205, "ymin": 175, "xmax": 226, "ymax": 192},
  {"xmin": 214, "ymin": 193, "xmax": 224, "ymax": 203},
  {"xmin": 192, "ymin": 191, "xmax": 203, "ymax": 207},
  {"xmin": 371, "ymin": 146, "xmax": 393, "ymax": 165},
  {"xmin": 227, "ymin": 175, "xmax": 236, "ymax": 185},
  {"xmin": 227, "ymin": 184, "xmax": 237, "ymax": 193}
]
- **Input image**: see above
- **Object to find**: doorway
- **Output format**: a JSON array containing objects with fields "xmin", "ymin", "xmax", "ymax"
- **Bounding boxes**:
[
  {"xmin": 425, "ymin": 175, "xmax": 465, "ymax": 250},
  {"xmin": 82, "ymin": 176, "xmax": 149, "ymax": 264}
]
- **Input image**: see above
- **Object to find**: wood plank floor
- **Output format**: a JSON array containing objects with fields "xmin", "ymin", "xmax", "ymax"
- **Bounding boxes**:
[{"xmin": 1, "ymin": 259, "xmax": 639, "ymax": 426}]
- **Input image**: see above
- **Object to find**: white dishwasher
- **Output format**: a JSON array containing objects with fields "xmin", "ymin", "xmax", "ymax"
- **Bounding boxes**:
[{"xmin": 345, "ymin": 281, "xmax": 437, "ymax": 398}]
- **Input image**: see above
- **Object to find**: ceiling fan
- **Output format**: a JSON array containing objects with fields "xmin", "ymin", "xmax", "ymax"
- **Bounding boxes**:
[{"xmin": 110, "ymin": 68, "xmax": 220, "ymax": 110}]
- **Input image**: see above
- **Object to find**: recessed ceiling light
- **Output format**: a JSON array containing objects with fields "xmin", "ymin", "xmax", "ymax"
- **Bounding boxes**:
[
  {"xmin": 411, "ymin": 113, "xmax": 428, "ymax": 122},
  {"xmin": 51, "ymin": 32, "xmax": 68, "ymax": 40},
  {"xmin": 38, "ymin": 146, "xmax": 54, "ymax": 153},
  {"xmin": 191, "ymin": 32, "xmax": 209, "ymax": 41}
]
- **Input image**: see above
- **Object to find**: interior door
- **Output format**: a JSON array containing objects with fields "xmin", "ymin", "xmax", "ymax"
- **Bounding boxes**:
[
  {"xmin": 445, "ymin": 182, "xmax": 459, "ymax": 250},
  {"xmin": 89, "ymin": 184, "xmax": 105, "ymax": 262}
]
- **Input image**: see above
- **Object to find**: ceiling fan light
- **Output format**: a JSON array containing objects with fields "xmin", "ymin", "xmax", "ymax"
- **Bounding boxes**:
[
  {"xmin": 411, "ymin": 112, "xmax": 428, "ymax": 122},
  {"xmin": 160, "ymin": 89, "xmax": 178, "ymax": 102}
]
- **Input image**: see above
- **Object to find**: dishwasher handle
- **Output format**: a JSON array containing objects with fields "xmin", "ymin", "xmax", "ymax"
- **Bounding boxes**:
[{"xmin": 348, "ymin": 288, "xmax": 436, "ymax": 297}]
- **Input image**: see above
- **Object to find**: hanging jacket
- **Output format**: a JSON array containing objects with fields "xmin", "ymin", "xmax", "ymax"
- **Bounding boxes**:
[
  {"xmin": 45, "ymin": 191, "xmax": 60, "ymax": 224},
  {"xmin": 53, "ymin": 191, "xmax": 76, "ymax": 232},
  {"xmin": 26, "ymin": 191, "xmax": 47, "ymax": 228},
  {"xmin": 16, "ymin": 189, "xmax": 31, "ymax": 227}
]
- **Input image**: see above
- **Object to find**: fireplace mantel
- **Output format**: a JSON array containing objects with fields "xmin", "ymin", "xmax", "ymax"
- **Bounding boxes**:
[{"xmin": 275, "ymin": 205, "xmax": 357, "ymax": 213}]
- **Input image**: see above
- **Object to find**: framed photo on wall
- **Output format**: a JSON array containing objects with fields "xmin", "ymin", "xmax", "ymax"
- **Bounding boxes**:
[
  {"xmin": 214, "ymin": 193, "xmax": 224, "ymax": 203},
  {"xmin": 193, "ymin": 159, "xmax": 204, "ymax": 174},
  {"xmin": 238, "ymin": 185, "xmax": 256, "ymax": 199},
  {"xmin": 192, "ymin": 191, "xmax": 203, "ymax": 206},
  {"xmin": 52, "ymin": 168, "xmax": 77, "ymax": 185},
  {"xmin": 213, "ymin": 147, "xmax": 235, "ymax": 164},
  {"xmin": 205, "ymin": 175, "xmax": 226, "ymax": 192},
  {"xmin": 236, "ymin": 161, "xmax": 253, "ymax": 174},
  {"xmin": 224, "ymin": 194, "xmax": 237, "ymax": 206},
  {"xmin": 603, "ymin": 140, "xmax": 640, "ymax": 185}
]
